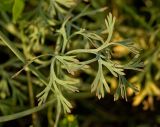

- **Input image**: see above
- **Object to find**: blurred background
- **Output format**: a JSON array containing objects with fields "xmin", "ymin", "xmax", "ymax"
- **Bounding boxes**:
[{"xmin": 0, "ymin": 0, "xmax": 160, "ymax": 127}]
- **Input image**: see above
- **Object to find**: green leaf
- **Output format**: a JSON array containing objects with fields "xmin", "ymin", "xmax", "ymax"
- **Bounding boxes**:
[
  {"xmin": 91, "ymin": 59, "xmax": 110, "ymax": 99},
  {"xmin": 0, "ymin": 0, "xmax": 13, "ymax": 12},
  {"xmin": 96, "ymin": 13, "xmax": 116, "ymax": 51},
  {"xmin": 73, "ymin": 29, "xmax": 104, "ymax": 45},
  {"xmin": 12, "ymin": 0, "xmax": 25, "ymax": 23},
  {"xmin": 49, "ymin": 0, "xmax": 76, "ymax": 16},
  {"xmin": 114, "ymin": 75, "xmax": 139, "ymax": 101},
  {"xmin": 124, "ymin": 54, "xmax": 144, "ymax": 71},
  {"xmin": 104, "ymin": 13, "xmax": 116, "ymax": 43},
  {"xmin": 56, "ymin": 55, "xmax": 83, "ymax": 74},
  {"xmin": 0, "ymin": 79, "xmax": 10, "ymax": 99},
  {"xmin": 101, "ymin": 59, "xmax": 125, "ymax": 77}
]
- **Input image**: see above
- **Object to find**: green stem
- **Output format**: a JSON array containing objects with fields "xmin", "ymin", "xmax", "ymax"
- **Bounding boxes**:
[
  {"xmin": 66, "ymin": 48, "xmax": 96, "ymax": 55},
  {"xmin": 71, "ymin": 6, "xmax": 107, "ymax": 22},
  {"xmin": 27, "ymin": 71, "xmax": 40, "ymax": 127},
  {"xmin": 0, "ymin": 99, "xmax": 55, "ymax": 123},
  {"xmin": 47, "ymin": 105, "xmax": 55, "ymax": 127},
  {"xmin": 0, "ymin": 31, "xmax": 25, "ymax": 62},
  {"xmin": 54, "ymin": 101, "xmax": 61, "ymax": 127},
  {"xmin": 0, "ymin": 30, "xmax": 48, "ymax": 85}
]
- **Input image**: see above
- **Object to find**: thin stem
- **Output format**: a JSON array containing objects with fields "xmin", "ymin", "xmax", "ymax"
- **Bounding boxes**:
[
  {"xmin": 27, "ymin": 71, "xmax": 40, "ymax": 127},
  {"xmin": 0, "ymin": 31, "xmax": 25, "ymax": 62},
  {"xmin": 96, "ymin": 41, "xmax": 114, "ymax": 52},
  {"xmin": 66, "ymin": 48, "xmax": 96, "ymax": 55},
  {"xmin": 47, "ymin": 105, "xmax": 55, "ymax": 127},
  {"xmin": 55, "ymin": 36, "xmax": 62, "ymax": 55},
  {"xmin": 0, "ymin": 30, "xmax": 48, "ymax": 85},
  {"xmin": 54, "ymin": 101, "xmax": 61, "ymax": 127},
  {"xmin": 79, "ymin": 58, "xmax": 97, "ymax": 65},
  {"xmin": 60, "ymin": 16, "xmax": 71, "ymax": 54},
  {"xmin": 0, "ymin": 99, "xmax": 55, "ymax": 122},
  {"xmin": 71, "ymin": 6, "xmax": 107, "ymax": 22},
  {"xmin": 11, "ymin": 54, "xmax": 54, "ymax": 79}
]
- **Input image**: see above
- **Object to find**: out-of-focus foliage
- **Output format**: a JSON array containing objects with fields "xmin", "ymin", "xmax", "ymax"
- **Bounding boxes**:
[
  {"xmin": 0, "ymin": 0, "xmax": 160, "ymax": 127},
  {"xmin": 112, "ymin": 0, "xmax": 160, "ymax": 110}
]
